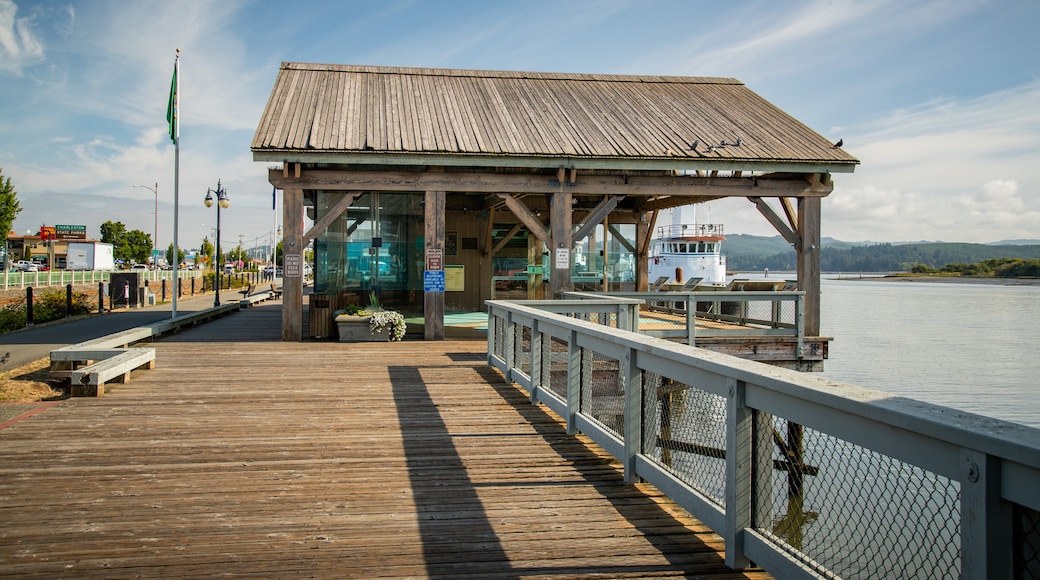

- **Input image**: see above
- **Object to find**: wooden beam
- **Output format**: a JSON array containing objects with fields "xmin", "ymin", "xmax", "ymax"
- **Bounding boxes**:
[
  {"xmin": 574, "ymin": 195, "xmax": 624, "ymax": 242},
  {"xmin": 492, "ymin": 224, "xmax": 523, "ymax": 255},
  {"xmin": 482, "ymin": 206, "xmax": 496, "ymax": 259},
  {"xmin": 269, "ymin": 169, "xmax": 835, "ymax": 198},
  {"xmin": 638, "ymin": 195, "xmax": 720, "ymax": 212},
  {"xmin": 496, "ymin": 193, "xmax": 551, "ymax": 243},
  {"xmin": 303, "ymin": 191, "xmax": 361, "ymax": 244},
  {"xmin": 780, "ymin": 197, "xmax": 798, "ymax": 230},
  {"xmin": 636, "ymin": 212, "xmax": 656, "ymax": 292},
  {"xmin": 607, "ymin": 223, "xmax": 636, "ymax": 254},
  {"xmin": 750, "ymin": 197, "xmax": 800, "ymax": 246}
]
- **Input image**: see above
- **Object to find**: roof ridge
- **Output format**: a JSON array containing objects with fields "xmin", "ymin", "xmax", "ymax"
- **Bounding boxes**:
[{"xmin": 279, "ymin": 62, "xmax": 743, "ymax": 85}]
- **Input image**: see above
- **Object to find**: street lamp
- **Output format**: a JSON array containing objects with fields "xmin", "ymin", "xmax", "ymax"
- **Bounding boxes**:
[
  {"xmin": 204, "ymin": 179, "xmax": 230, "ymax": 306},
  {"xmin": 133, "ymin": 182, "xmax": 158, "ymax": 265}
]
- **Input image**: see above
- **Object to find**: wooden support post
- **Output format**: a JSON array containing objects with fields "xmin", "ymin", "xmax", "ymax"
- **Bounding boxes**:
[
  {"xmin": 549, "ymin": 190, "xmax": 573, "ymax": 299},
  {"xmin": 796, "ymin": 196, "xmax": 821, "ymax": 336},
  {"xmin": 635, "ymin": 210, "xmax": 657, "ymax": 292},
  {"xmin": 424, "ymin": 189, "xmax": 446, "ymax": 340},
  {"xmin": 282, "ymin": 187, "xmax": 304, "ymax": 341},
  {"xmin": 527, "ymin": 232, "xmax": 543, "ymax": 300}
]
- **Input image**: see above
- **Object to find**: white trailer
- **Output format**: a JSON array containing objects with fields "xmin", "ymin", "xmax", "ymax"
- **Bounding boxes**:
[{"xmin": 66, "ymin": 242, "xmax": 115, "ymax": 270}]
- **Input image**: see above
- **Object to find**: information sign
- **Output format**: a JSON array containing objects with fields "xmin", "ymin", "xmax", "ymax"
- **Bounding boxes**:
[
  {"xmin": 426, "ymin": 248, "xmax": 443, "ymax": 271},
  {"xmin": 554, "ymin": 247, "xmax": 570, "ymax": 270},
  {"xmin": 424, "ymin": 270, "xmax": 445, "ymax": 292},
  {"xmin": 284, "ymin": 254, "xmax": 302, "ymax": 277}
]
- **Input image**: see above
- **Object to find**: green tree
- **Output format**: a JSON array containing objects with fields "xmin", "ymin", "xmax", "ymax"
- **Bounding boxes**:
[
  {"xmin": 122, "ymin": 229, "xmax": 152, "ymax": 264},
  {"xmin": 0, "ymin": 169, "xmax": 23, "ymax": 245},
  {"xmin": 165, "ymin": 243, "xmax": 185, "ymax": 267},
  {"xmin": 99, "ymin": 220, "xmax": 127, "ymax": 246},
  {"xmin": 100, "ymin": 221, "xmax": 152, "ymax": 265},
  {"xmin": 228, "ymin": 244, "xmax": 247, "ymax": 264},
  {"xmin": 199, "ymin": 237, "xmax": 214, "ymax": 269}
]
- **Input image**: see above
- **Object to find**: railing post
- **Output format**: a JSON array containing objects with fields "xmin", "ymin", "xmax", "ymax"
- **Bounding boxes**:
[
  {"xmin": 65, "ymin": 284, "xmax": 73, "ymax": 318},
  {"xmin": 622, "ymin": 346, "xmax": 642, "ymax": 484},
  {"xmin": 687, "ymin": 295, "xmax": 697, "ymax": 346},
  {"xmin": 98, "ymin": 282, "xmax": 104, "ymax": 312},
  {"xmin": 25, "ymin": 286, "xmax": 34, "ymax": 327},
  {"xmin": 566, "ymin": 330, "xmax": 581, "ymax": 435},
  {"xmin": 725, "ymin": 377, "xmax": 753, "ymax": 569},
  {"xmin": 503, "ymin": 311, "xmax": 515, "ymax": 384},
  {"xmin": 529, "ymin": 319, "xmax": 542, "ymax": 405},
  {"xmin": 795, "ymin": 293, "xmax": 805, "ymax": 358},
  {"xmin": 960, "ymin": 449, "xmax": 1012, "ymax": 578}
]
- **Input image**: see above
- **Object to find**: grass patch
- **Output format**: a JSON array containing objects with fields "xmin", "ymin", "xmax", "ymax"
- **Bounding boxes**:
[{"xmin": 0, "ymin": 359, "xmax": 66, "ymax": 403}]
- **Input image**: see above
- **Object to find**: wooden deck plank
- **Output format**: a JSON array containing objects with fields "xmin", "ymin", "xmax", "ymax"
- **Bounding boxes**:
[{"xmin": 0, "ymin": 303, "xmax": 768, "ymax": 579}]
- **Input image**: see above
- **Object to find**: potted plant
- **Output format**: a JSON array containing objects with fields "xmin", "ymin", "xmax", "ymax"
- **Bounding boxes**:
[{"xmin": 333, "ymin": 294, "xmax": 406, "ymax": 342}]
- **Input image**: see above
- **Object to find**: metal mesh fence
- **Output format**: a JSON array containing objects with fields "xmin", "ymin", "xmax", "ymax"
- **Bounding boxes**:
[
  {"xmin": 516, "ymin": 324, "xmax": 532, "ymax": 377},
  {"xmin": 637, "ymin": 294, "xmax": 799, "ymax": 334},
  {"xmin": 755, "ymin": 417, "xmax": 961, "ymax": 579},
  {"xmin": 546, "ymin": 336, "xmax": 569, "ymax": 400},
  {"xmin": 1015, "ymin": 503, "xmax": 1040, "ymax": 579},
  {"xmin": 641, "ymin": 372, "xmax": 728, "ymax": 506},
  {"xmin": 579, "ymin": 348, "xmax": 625, "ymax": 436}
]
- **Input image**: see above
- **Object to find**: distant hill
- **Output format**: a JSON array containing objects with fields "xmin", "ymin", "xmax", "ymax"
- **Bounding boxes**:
[{"xmin": 722, "ymin": 235, "xmax": 1040, "ymax": 272}]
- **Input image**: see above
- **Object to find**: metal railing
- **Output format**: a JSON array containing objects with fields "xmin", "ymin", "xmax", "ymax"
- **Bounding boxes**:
[
  {"xmin": 1, "ymin": 269, "xmax": 202, "ymax": 290},
  {"xmin": 564, "ymin": 290, "xmax": 805, "ymax": 352},
  {"xmin": 487, "ymin": 298, "xmax": 1040, "ymax": 579}
]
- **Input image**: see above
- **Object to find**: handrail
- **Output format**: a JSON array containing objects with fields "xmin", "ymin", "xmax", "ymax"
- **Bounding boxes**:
[
  {"xmin": 486, "ymin": 297, "xmax": 1040, "ymax": 578},
  {"xmin": 564, "ymin": 290, "xmax": 806, "ymax": 356}
]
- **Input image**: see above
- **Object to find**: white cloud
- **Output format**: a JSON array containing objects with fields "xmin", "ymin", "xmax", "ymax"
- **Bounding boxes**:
[{"xmin": 0, "ymin": 0, "xmax": 45, "ymax": 74}]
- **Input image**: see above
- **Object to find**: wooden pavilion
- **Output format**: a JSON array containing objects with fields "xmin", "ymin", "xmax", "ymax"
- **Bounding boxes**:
[{"xmin": 251, "ymin": 63, "xmax": 858, "ymax": 341}]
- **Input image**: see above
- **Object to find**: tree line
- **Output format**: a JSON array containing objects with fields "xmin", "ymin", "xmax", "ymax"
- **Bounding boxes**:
[{"xmin": 727, "ymin": 241, "xmax": 1040, "ymax": 275}]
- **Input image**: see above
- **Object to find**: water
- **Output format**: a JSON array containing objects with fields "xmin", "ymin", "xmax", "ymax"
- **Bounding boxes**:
[{"xmin": 819, "ymin": 277, "xmax": 1040, "ymax": 429}]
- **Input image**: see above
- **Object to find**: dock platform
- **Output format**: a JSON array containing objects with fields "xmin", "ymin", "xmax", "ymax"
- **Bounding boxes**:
[{"xmin": 0, "ymin": 302, "xmax": 769, "ymax": 578}]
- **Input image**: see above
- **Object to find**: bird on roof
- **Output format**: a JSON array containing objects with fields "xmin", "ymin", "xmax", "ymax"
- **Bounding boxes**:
[
  {"xmin": 1, "ymin": 352, "xmax": 9, "ymax": 365},
  {"xmin": 834, "ymin": 138, "xmax": 843, "ymax": 148},
  {"xmin": 689, "ymin": 139, "xmax": 699, "ymax": 151}
]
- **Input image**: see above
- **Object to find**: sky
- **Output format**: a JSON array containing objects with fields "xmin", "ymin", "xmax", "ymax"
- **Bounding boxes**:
[{"xmin": 1, "ymin": 0, "xmax": 1038, "ymax": 255}]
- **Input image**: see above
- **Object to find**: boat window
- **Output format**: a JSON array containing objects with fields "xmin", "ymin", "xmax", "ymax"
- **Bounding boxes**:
[
  {"xmin": 705, "ymin": 243, "xmax": 714, "ymax": 252},
  {"xmin": 678, "ymin": 243, "xmax": 686, "ymax": 252},
  {"xmin": 698, "ymin": 243, "xmax": 706, "ymax": 252}
]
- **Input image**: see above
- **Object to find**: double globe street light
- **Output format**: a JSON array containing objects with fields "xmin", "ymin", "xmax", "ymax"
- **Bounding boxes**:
[{"xmin": 204, "ymin": 180, "xmax": 230, "ymax": 306}]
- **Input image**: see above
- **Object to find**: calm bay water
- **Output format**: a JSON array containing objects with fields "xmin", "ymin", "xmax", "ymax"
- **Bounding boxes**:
[{"xmin": 818, "ymin": 277, "xmax": 1040, "ymax": 429}]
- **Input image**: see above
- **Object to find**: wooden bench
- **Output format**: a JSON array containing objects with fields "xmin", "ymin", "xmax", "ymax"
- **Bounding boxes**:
[
  {"xmin": 270, "ymin": 283, "xmax": 282, "ymax": 299},
  {"xmin": 69, "ymin": 348, "xmax": 156, "ymax": 397},
  {"xmin": 238, "ymin": 283, "xmax": 257, "ymax": 298}
]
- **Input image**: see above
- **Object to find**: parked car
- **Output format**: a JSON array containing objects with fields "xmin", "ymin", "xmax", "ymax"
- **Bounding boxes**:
[
  {"xmin": 130, "ymin": 264, "xmax": 149, "ymax": 271},
  {"xmin": 14, "ymin": 260, "xmax": 38, "ymax": 272}
]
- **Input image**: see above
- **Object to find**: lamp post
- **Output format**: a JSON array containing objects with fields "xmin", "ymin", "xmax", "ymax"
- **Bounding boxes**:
[
  {"xmin": 133, "ymin": 182, "xmax": 158, "ymax": 265},
  {"xmin": 204, "ymin": 180, "xmax": 230, "ymax": 306}
]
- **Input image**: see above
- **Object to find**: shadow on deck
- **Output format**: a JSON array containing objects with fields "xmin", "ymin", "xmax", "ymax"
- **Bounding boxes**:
[{"xmin": 0, "ymin": 302, "xmax": 768, "ymax": 578}]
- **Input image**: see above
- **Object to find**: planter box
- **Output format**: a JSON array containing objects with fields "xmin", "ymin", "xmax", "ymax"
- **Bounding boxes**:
[{"xmin": 335, "ymin": 316, "xmax": 390, "ymax": 342}]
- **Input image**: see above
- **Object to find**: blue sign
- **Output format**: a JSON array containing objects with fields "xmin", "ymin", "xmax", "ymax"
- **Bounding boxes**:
[{"xmin": 424, "ymin": 270, "xmax": 445, "ymax": 292}]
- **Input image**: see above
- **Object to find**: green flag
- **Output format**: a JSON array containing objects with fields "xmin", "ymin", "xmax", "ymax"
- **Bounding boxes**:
[{"xmin": 166, "ymin": 58, "xmax": 178, "ymax": 142}]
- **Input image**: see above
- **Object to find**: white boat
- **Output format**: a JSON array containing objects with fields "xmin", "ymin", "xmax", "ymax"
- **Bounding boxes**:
[{"xmin": 648, "ymin": 222, "xmax": 727, "ymax": 287}]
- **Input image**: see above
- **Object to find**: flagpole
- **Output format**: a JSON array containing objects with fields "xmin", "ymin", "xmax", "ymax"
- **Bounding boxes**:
[{"xmin": 170, "ymin": 49, "xmax": 181, "ymax": 318}]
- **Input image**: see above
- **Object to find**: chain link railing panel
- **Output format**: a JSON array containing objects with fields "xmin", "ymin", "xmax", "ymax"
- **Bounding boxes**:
[
  {"xmin": 1016, "ymin": 503, "xmax": 1040, "ymax": 579},
  {"xmin": 642, "ymin": 372, "xmax": 728, "ymax": 506},
  {"xmin": 755, "ymin": 417, "xmax": 961, "ymax": 579},
  {"xmin": 579, "ymin": 348, "xmax": 625, "ymax": 436}
]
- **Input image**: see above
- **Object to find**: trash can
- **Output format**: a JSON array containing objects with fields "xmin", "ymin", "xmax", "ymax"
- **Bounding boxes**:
[{"xmin": 309, "ymin": 293, "xmax": 334, "ymax": 338}]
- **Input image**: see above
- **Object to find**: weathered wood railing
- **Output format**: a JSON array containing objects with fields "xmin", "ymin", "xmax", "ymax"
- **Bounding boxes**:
[
  {"xmin": 564, "ymin": 290, "xmax": 804, "ymax": 353},
  {"xmin": 486, "ymin": 298, "xmax": 1040, "ymax": 579}
]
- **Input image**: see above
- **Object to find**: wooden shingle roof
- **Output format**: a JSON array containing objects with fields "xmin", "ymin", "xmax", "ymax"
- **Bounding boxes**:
[{"xmin": 252, "ymin": 63, "xmax": 858, "ymax": 172}]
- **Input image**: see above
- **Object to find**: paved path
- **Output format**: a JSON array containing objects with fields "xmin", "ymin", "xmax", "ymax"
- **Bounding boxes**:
[{"xmin": 0, "ymin": 293, "xmax": 232, "ymax": 370}]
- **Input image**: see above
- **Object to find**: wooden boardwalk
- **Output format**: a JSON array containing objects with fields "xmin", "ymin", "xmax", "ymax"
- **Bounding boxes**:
[{"xmin": 0, "ymin": 302, "xmax": 769, "ymax": 579}]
